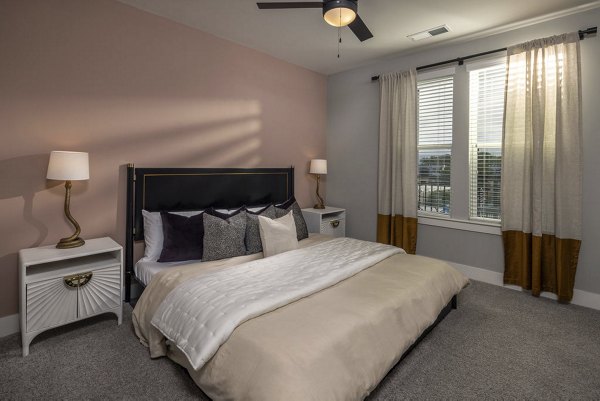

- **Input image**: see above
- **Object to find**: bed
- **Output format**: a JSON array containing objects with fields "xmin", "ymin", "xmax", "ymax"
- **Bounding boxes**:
[{"xmin": 125, "ymin": 165, "xmax": 469, "ymax": 401}]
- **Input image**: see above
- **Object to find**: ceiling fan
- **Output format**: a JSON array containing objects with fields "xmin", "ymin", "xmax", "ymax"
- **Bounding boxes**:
[{"xmin": 256, "ymin": 1, "xmax": 373, "ymax": 42}]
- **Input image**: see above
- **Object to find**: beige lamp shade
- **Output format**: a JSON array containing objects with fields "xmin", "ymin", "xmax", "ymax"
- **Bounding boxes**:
[
  {"xmin": 47, "ymin": 151, "xmax": 89, "ymax": 181},
  {"xmin": 310, "ymin": 159, "xmax": 327, "ymax": 175}
]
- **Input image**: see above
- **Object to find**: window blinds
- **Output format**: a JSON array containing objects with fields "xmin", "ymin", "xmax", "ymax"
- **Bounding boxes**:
[
  {"xmin": 417, "ymin": 75, "xmax": 454, "ymax": 215},
  {"xmin": 468, "ymin": 62, "xmax": 505, "ymax": 220}
]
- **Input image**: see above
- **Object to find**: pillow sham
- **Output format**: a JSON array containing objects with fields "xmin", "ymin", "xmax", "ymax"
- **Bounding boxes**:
[
  {"xmin": 245, "ymin": 205, "xmax": 276, "ymax": 255},
  {"xmin": 246, "ymin": 204, "xmax": 272, "ymax": 213},
  {"xmin": 142, "ymin": 210, "xmax": 163, "ymax": 262},
  {"xmin": 274, "ymin": 197, "xmax": 309, "ymax": 241},
  {"xmin": 258, "ymin": 212, "xmax": 299, "ymax": 257},
  {"xmin": 158, "ymin": 212, "xmax": 204, "ymax": 263},
  {"xmin": 202, "ymin": 211, "xmax": 247, "ymax": 262},
  {"xmin": 206, "ymin": 206, "xmax": 245, "ymax": 220},
  {"xmin": 142, "ymin": 209, "xmax": 203, "ymax": 262}
]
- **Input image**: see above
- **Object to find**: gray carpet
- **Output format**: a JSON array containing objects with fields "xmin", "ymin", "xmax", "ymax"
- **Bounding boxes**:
[{"xmin": 1, "ymin": 281, "xmax": 599, "ymax": 400}]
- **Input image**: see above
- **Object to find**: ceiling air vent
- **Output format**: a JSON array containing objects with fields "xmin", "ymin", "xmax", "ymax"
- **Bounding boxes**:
[{"xmin": 407, "ymin": 25, "xmax": 450, "ymax": 41}]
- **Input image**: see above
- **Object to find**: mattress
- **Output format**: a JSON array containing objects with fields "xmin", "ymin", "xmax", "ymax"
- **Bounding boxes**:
[
  {"xmin": 132, "ymin": 236, "xmax": 469, "ymax": 401},
  {"xmin": 134, "ymin": 259, "xmax": 191, "ymax": 286}
]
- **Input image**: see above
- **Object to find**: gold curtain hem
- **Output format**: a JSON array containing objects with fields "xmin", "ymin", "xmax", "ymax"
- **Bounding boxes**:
[
  {"xmin": 377, "ymin": 214, "xmax": 417, "ymax": 254},
  {"xmin": 502, "ymin": 230, "xmax": 581, "ymax": 302}
]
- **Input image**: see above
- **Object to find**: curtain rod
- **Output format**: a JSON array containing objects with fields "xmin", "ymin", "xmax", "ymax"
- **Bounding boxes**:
[{"xmin": 371, "ymin": 27, "xmax": 597, "ymax": 81}]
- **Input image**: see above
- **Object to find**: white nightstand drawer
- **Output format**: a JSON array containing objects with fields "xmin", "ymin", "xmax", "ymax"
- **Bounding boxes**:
[
  {"xmin": 320, "ymin": 218, "xmax": 345, "ymax": 237},
  {"xmin": 26, "ymin": 278, "xmax": 77, "ymax": 332},
  {"xmin": 78, "ymin": 265, "xmax": 121, "ymax": 318}
]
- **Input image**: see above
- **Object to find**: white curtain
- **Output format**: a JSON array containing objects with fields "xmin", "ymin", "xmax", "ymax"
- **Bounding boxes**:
[
  {"xmin": 377, "ymin": 69, "xmax": 418, "ymax": 253},
  {"xmin": 501, "ymin": 32, "xmax": 582, "ymax": 301}
]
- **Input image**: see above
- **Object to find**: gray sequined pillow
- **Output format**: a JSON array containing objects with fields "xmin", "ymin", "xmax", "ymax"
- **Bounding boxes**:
[
  {"xmin": 202, "ymin": 211, "xmax": 247, "ymax": 262},
  {"xmin": 245, "ymin": 205, "xmax": 276, "ymax": 255},
  {"xmin": 275, "ymin": 199, "xmax": 309, "ymax": 241}
]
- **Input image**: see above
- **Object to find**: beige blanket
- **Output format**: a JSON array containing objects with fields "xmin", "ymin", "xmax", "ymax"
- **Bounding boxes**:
[{"xmin": 133, "ymin": 235, "xmax": 469, "ymax": 401}]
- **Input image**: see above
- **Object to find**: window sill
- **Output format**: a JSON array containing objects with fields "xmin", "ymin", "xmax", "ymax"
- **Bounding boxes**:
[{"xmin": 418, "ymin": 214, "xmax": 502, "ymax": 235}]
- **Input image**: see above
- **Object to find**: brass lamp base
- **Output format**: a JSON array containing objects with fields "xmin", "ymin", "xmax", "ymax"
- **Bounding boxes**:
[
  {"xmin": 313, "ymin": 174, "xmax": 326, "ymax": 210},
  {"xmin": 56, "ymin": 180, "xmax": 85, "ymax": 249},
  {"xmin": 56, "ymin": 237, "xmax": 85, "ymax": 249}
]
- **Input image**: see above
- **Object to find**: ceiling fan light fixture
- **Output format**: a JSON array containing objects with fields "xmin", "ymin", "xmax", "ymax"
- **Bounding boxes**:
[{"xmin": 323, "ymin": 0, "xmax": 357, "ymax": 27}]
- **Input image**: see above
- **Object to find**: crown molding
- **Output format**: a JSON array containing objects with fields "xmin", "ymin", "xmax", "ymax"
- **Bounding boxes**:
[
  {"xmin": 357, "ymin": 1, "xmax": 600, "ymax": 75},
  {"xmin": 443, "ymin": 1, "xmax": 600, "ymax": 45}
]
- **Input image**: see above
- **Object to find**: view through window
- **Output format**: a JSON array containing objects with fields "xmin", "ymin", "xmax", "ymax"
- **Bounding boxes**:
[
  {"xmin": 468, "ymin": 62, "xmax": 505, "ymax": 220},
  {"xmin": 417, "ymin": 75, "xmax": 453, "ymax": 215}
]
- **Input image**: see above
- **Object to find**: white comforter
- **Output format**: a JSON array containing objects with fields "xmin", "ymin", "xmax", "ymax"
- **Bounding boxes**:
[{"xmin": 151, "ymin": 237, "xmax": 404, "ymax": 370}]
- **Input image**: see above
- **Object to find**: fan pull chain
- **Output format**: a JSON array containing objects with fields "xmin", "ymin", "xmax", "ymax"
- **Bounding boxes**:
[
  {"xmin": 337, "ymin": 8, "xmax": 342, "ymax": 58},
  {"xmin": 338, "ymin": 27, "xmax": 341, "ymax": 58}
]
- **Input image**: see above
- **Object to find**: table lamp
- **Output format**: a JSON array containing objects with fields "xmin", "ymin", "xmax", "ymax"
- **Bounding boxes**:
[
  {"xmin": 46, "ymin": 151, "xmax": 89, "ymax": 249},
  {"xmin": 309, "ymin": 159, "xmax": 327, "ymax": 209}
]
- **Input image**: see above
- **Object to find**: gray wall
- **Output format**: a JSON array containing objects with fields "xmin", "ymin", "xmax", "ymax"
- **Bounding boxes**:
[{"xmin": 327, "ymin": 9, "xmax": 600, "ymax": 293}]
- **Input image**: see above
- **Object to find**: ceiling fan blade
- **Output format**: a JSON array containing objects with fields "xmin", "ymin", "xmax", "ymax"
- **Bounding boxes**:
[
  {"xmin": 348, "ymin": 14, "xmax": 373, "ymax": 42},
  {"xmin": 257, "ymin": 2, "xmax": 324, "ymax": 9}
]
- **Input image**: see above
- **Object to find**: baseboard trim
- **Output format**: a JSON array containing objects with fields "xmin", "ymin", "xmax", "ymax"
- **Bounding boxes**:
[
  {"xmin": 0, "ymin": 313, "xmax": 19, "ymax": 338},
  {"xmin": 450, "ymin": 262, "xmax": 600, "ymax": 311}
]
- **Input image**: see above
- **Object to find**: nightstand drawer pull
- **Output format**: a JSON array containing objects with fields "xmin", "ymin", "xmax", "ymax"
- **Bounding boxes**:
[
  {"xmin": 330, "ymin": 220, "xmax": 340, "ymax": 228},
  {"xmin": 64, "ymin": 272, "xmax": 93, "ymax": 288}
]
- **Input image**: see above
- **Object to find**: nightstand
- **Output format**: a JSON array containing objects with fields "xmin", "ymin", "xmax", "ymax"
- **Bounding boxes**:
[
  {"xmin": 18, "ymin": 237, "xmax": 123, "ymax": 356},
  {"xmin": 301, "ymin": 207, "xmax": 346, "ymax": 237}
]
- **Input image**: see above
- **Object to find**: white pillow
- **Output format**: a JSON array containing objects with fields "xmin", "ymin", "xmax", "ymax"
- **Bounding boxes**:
[
  {"xmin": 258, "ymin": 212, "xmax": 299, "ymax": 257},
  {"xmin": 141, "ymin": 210, "xmax": 203, "ymax": 262}
]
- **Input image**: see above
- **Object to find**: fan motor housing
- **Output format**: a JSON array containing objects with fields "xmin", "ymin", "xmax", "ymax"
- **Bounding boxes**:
[{"xmin": 323, "ymin": 0, "xmax": 358, "ymax": 15}]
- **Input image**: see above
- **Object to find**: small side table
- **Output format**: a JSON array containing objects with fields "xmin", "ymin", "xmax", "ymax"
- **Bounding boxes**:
[
  {"xmin": 19, "ymin": 237, "xmax": 123, "ymax": 356},
  {"xmin": 301, "ymin": 207, "xmax": 346, "ymax": 237}
]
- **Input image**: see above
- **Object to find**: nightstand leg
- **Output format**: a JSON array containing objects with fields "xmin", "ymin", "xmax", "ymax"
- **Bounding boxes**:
[
  {"xmin": 114, "ymin": 307, "xmax": 123, "ymax": 326},
  {"xmin": 22, "ymin": 335, "xmax": 29, "ymax": 357}
]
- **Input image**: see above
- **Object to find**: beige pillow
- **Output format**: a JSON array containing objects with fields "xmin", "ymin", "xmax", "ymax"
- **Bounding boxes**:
[{"xmin": 258, "ymin": 212, "xmax": 299, "ymax": 257}]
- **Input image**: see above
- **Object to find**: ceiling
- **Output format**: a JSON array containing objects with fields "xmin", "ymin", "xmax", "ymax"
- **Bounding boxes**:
[{"xmin": 117, "ymin": 0, "xmax": 598, "ymax": 75}]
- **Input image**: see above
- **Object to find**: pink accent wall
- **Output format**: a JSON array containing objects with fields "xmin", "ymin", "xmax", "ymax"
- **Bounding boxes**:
[{"xmin": 0, "ymin": 0, "xmax": 327, "ymax": 317}]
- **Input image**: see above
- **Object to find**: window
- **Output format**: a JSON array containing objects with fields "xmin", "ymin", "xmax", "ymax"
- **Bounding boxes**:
[
  {"xmin": 468, "ymin": 62, "xmax": 506, "ymax": 220},
  {"xmin": 417, "ymin": 75, "xmax": 453, "ymax": 215},
  {"xmin": 413, "ymin": 61, "xmax": 505, "ymax": 230}
]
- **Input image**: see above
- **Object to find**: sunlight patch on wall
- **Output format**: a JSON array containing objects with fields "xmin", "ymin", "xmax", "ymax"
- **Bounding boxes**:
[{"xmin": 5, "ymin": 98, "xmax": 263, "ymax": 153}]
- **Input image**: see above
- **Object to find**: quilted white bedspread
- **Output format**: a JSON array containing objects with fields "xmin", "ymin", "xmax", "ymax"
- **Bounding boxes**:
[{"xmin": 151, "ymin": 237, "xmax": 403, "ymax": 370}]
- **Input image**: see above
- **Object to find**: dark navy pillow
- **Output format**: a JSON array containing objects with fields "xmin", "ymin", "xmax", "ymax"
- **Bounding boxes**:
[{"xmin": 158, "ymin": 212, "xmax": 204, "ymax": 262}]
